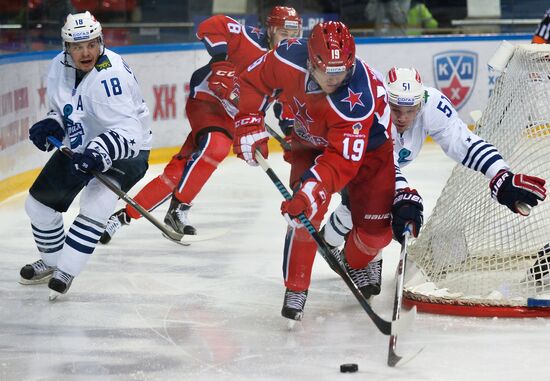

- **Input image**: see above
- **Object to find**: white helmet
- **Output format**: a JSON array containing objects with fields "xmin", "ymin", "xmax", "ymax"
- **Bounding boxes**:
[
  {"xmin": 61, "ymin": 11, "xmax": 102, "ymax": 45},
  {"xmin": 385, "ymin": 67, "xmax": 424, "ymax": 106}
]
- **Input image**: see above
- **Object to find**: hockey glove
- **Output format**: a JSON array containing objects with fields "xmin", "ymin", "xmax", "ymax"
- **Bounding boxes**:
[
  {"xmin": 490, "ymin": 170, "xmax": 546, "ymax": 215},
  {"xmin": 391, "ymin": 188, "xmax": 423, "ymax": 243},
  {"xmin": 71, "ymin": 142, "xmax": 112, "ymax": 182},
  {"xmin": 281, "ymin": 178, "xmax": 328, "ymax": 228},
  {"xmin": 233, "ymin": 112, "xmax": 269, "ymax": 166},
  {"xmin": 208, "ymin": 61, "xmax": 236, "ymax": 100},
  {"xmin": 29, "ymin": 113, "xmax": 65, "ymax": 152}
]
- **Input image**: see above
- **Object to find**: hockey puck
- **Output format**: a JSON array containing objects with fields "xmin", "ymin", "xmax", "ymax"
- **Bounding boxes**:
[{"xmin": 340, "ymin": 363, "xmax": 358, "ymax": 373}]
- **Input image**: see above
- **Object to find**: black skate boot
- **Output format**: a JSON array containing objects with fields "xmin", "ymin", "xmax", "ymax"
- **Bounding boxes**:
[
  {"xmin": 164, "ymin": 197, "xmax": 197, "ymax": 235},
  {"xmin": 19, "ymin": 259, "xmax": 55, "ymax": 285},
  {"xmin": 48, "ymin": 269, "xmax": 74, "ymax": 300},
  {"xmin": 363, "ymin": 259, "xmax": 382, "ymax": 298},
  {"xmin": 332, "ymin": 249, "xmax": 382, "ymax": 299},
  {"xmin": 100, "ymin": 208, "xmax": 131, "ymax": 244},
  {"xmin": 281, "ymin": 288, "xmax": 308, "ymax": 321}
]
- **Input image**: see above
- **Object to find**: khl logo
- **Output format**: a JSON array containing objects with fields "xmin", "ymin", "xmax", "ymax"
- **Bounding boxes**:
[{"xmin": 433, "ymin": 51, "xmax": 477, "ymax": 110}]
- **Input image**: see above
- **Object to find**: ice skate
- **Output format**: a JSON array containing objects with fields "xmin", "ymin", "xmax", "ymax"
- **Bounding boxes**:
[
  {"xmin": 99, "ymin": 208, "xmax": 131, "ymax": 244},
  {"xmin": 48, "ymin": 269, "xmax": 74, "ymax": 300},
  {"xmin": 19, "ymin": 259, "xmax": 55, "ymax": 285},
  {"xmin": 332, "ymin": 249, "xmax": 382, "ymax": 299},
  {"xmin": 281, "ymin": 288, "xmax": 308, "ymax": 322},
  {"xmin": 164, "ymin": 197, "xmax": 197, "ymax": 235}
]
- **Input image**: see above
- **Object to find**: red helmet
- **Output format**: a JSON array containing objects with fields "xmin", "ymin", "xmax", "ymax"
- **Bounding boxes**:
[
  {"xmin": 308, "ymin": 21, "xmax": 355, "ymax": 74},
  {"xmin": 266, "ymin": 6, "xmax": 302, "ymax": 32}
]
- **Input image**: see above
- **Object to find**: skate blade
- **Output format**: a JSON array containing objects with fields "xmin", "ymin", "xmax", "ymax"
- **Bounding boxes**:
[
  {"xmin": 49, "ymin": 290, "xmax": 61, "ymax": 301},
  {"xmin": 19, "ymin": 276, "xmax": 52, "ymax": 285}
]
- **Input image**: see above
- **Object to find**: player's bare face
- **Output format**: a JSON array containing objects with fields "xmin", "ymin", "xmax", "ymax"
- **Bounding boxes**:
[
  {"xmin": 389, "ymin": 103, "xmax": 421, "ymax": 133},
  {"xmin": 269, "ymin": 27, "xmax": 301, "ymax": 48},
  {"xmin": 311, "ymin": 69, "xmax": 348, "ymax": 94},
  {"xmin": 68, "ymin": 39, "xmax": 101, "ymax": 72}
]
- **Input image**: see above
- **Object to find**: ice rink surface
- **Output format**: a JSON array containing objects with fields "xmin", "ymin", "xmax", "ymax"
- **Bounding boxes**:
[{"xmin": 2, "ymin": 145, "xmax": 550, "ymax": 380}]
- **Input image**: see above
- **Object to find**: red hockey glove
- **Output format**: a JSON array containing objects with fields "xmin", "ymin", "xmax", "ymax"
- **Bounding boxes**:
[
  {"xmin": 490, "ymin": 170, "xmax": 546, "ymax": 215},
  {"xmin": 281, "ymin": 178, "xmax": 328, "ymax": 228},
  {"xmin": 233, "ymin": 113, "xmax": 269, "ymax": 166},
  {"xmin": 391, "ymin": 188, "xmax": 423, "ymax": 243},
  {"xmin": 208, "ymin": 61, "xmax": 236, "ymax": 100}
]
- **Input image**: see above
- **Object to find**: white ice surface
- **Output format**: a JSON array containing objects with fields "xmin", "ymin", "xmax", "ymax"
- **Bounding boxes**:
[{"xmin": 1, "ymin": 145, "xmax": 550, "ymax": 380}]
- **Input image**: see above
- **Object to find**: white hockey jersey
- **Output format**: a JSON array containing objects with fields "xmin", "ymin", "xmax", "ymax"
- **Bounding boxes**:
[
  {"xmin": 393, "ymin": 87, "xmax": 509, "ymax": 189},
  {"xmin": 46, "ymin": 48, "xmax": 152, "ymax": 159}
]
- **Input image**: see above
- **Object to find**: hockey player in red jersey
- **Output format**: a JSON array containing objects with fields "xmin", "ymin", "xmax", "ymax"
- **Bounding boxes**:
[
  {"xmin": 233, "ymin": 21, "xmax": 414, "ymax": 321},
  {"xmin": 100, "ymin": 6, "xmax": 302, "ymax": 243}
]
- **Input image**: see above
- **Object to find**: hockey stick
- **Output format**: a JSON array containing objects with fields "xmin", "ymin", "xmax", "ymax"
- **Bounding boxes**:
[
  {"xmin": 264, "ymin": 122, "xmax": 291, "ymax": 151},
  {"xmin": 254, "ymin": 151, "xmax": 408, "ymax": 336},
  {"xmin": 387, "ymin": 224, "xmax": 422, "ymax": 367},
  {"xmin": 47, "ymin": 136, "xmax": 189, "ymax": 245}
]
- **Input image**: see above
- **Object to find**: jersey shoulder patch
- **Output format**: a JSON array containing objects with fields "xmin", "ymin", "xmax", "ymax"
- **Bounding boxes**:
[
  {"xmin": 273, "ymin": 38, "xmax": 308, "ymax": 71},
  {"xmin": 95, "ymin": 55, "xmax": 112, "ymax": 72},
  {"xmin": 328, "ymin": 60, "xmax": 374, "ymax": 120},
  {"xmin": 242, "ymin": 25, "xmax": 269, "ymax": 50}
]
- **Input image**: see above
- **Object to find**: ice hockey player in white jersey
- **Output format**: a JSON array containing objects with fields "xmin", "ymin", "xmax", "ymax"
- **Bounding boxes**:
[
  {"xmin": 19, "ymin": 11, "xmax": 152, "ymax": 299},
  {"xmin": 322, "ymin": 67, "xmax": 547, "ymax": 298}
]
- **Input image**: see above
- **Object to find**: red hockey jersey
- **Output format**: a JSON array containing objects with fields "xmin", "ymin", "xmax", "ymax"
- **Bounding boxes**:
[
  {"xmin": 238, "ymin": 38, "xmax": 392, "ymax": 193},
  {"xmin": 193, "ymin": 15, "xmax": 270, "ymax": 110}
]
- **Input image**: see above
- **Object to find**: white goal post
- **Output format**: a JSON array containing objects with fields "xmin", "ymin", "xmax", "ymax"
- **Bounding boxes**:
[{"xmin": 403, "ymin": 43, "xmax": 550, "ymax": 317}]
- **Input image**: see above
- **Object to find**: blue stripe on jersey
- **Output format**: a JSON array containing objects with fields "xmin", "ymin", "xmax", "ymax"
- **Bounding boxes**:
[
  {"xmin": 472, "ymin": 147, "xmax": 499, "ymax": 171},
  {"xmin": 463, "ymin": 140, "xmax": 502, "ymax": 174},
  {"xmin": 99, "ymin": 133, "xmax": 118, "ymax": 158},
  {"xmin": 108, "ymin": 131, "xmax": 123, "ymax": 156},
  {"xmin": 479, "ymin": 154, "xmax": 502, "ymax": 175},
  {"xmin": 461, "ymin": 139, "xmax": 484, "ymax": 167}
]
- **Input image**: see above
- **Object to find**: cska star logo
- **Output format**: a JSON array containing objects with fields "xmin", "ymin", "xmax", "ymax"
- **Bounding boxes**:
[
  {"xmin": 341, "ymin": 88, "xmax": 364, "ymax": 112},
  {"xmin": 281, "ymin": 38, "xmax": 302, "ymax": 50},
  {"xmin": 433, "ymin": 51, "xmax": 477, "ymax": 110},
  {"xmin": 247, "ymin": 26, "xmax": 262, "ymax": 40}
]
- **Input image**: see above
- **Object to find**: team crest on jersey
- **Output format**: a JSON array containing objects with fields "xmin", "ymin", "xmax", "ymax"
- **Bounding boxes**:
[
  {"xmin": 280, "ymin": 38, "xmax": 302, "ymax": 50},
  {"xmin": 352, "ymin": 123, "xmax": 363, "ymax": 134},
  {"xmin": 433, "ymin": 51, "xmax": 477, "ymax": 110},
  {"xmin": 62, "ymin": 104, "xmax": 84, "ymax": 148},
  {"xmin": 292, "ymin": 97, "xmax": 327, "ymax": 146},
  {"xmin": 95, "ymin": 55, "xmax": 112, "ymax": 71},
  {"xmin": 341, "ymin": 88, "xmax": 365, "ymax": 112},
  {"xmin": 397, "ymin": 148, "xmax": 412, "ymax": 164}
]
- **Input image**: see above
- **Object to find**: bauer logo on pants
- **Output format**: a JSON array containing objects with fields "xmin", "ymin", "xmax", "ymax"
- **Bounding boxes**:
[{"xmin": 433, "ymin": 51, "xmax": 477, "ymax": 110}]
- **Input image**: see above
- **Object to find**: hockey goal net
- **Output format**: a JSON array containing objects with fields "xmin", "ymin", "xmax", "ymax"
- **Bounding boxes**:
[{"xmin": 404, "ymin": 43, "xmax": 550, "ymax": 317}]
